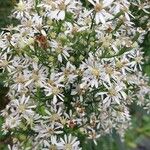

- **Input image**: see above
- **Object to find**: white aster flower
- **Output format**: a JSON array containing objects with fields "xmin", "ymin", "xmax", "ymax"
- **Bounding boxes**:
[
  {"xmin": 2, "ymin": 115, "xmax": 21, "ymax": 134},
  {"xmin": 81, "ymin": 53, "xmax": 103, "ymax": 88},
  {"xmin": 10, "ymin": 95, "xmax": 36, "ymax": 119},
  {"xmin": 57, "ymin": 134, "xmax": 81, "ymax": 150},
  {"xmin": 50, "ymin": 40, "xmax": 71, "ymax": 62},
  {"xmin": 13, "ymin": 0, "xmax": 34, "ymax": 19},
  {"xmin": 88, "ymin": 0, "xmax": 114, "ymax": 24},
  {"xmin": 98, "ymin": 83, "xmax": 127, "ymax": 107},
  {"xmin": 25, "ymin": 62, "xmax": 48, "ymax": 87},
  {"xmin": 43, "ymin": 73, "xmax": 64, "ymax": 104}
]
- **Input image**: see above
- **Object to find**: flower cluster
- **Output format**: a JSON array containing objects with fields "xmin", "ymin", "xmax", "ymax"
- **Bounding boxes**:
[{"xmin": 0, "ymin": 0, "xmax": 150, "ymax": 149}]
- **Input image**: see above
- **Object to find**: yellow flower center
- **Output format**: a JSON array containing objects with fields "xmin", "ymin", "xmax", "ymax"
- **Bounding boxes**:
[
  {"xmin": 50, "ymin": 113, "xmax": 60, "ymax": 122},
  {"xmin": 135, "ymin": 56, "xmax": 142, "ymax": 63},
  {"xmin": 49, "ymin": 144, "xmax": 57, "ymax": 150},
  {"xmin": 105, "ymin": 66, "xmax": 113, "ymax": 75},
  {"xmin": 94, "ymin": 3, "xmax": 103, "ymax": 12},
  {"xmin": 32, "ymin": 70, "xmax": 39, "ymax": 81},
  {"xmin": 91, "ymin": 68, "xmax": 100, "ymax": 77},
  {"xmin": 16, "ymin": 74, "xmax": 26, "ymax": 83},
  {"xmin": 65, "ymin": 144, "xmax": 72, "ymax": 150},
  {"xmin": 16, "ymin": 0, "xmax": 26, "ymax": 11},
  {"xmin": 18, "ymin": 104, "xmax": 26, "ymax": 113},
  {"xmin": 52, "ymin": 87, "xmax": 60, "ymax": 95},
  {"xmin": 59, "ymin": 1, "xmax": 66, "ymax": 10},
  {"xmin": 108, "ymin": 88, "xmax": 117, "ymax": 97}
]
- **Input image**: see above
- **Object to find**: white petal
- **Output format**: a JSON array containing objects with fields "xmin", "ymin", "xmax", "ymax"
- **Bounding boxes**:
[
  {"xmin": 88, "ymin": 0, "xmax": 95, "ymax": 6},
  {"xmin": 58, "ymin": 11, "xmax": 65, "ymax": 20},
  {"xmin": 99, "ymin": 13, "xmax": 106, "ymax": 24}
]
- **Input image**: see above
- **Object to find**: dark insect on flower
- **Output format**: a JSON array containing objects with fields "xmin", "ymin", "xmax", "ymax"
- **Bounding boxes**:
[
  {"xmin": 68, "ymin": 120, "xmax": 76, "ymax": 129},
  {"xmin": 35, "ymin": 34, "xmax": 48, "ymax": 49},
  {"xmin": 106, "ymin": 26, "xmax": 113, "ymax": 33}
]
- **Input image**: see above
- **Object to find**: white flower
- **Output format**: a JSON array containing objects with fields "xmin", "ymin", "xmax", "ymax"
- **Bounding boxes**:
[
  {"xmin": 111, "ymin": 0, "xmax": 130, "ymax": 14},
  {"xmin": 0, "ymin": 32, "xmax": 12, "ymax": 52},
  {"xmin": 114, "ymin": 56, "xmax": 131, "ymax": 75},
  {"xmin": 34, "ymin": 123, "xmax": 63, "ymax": 139},
  {"xmin": 110, "ymin": 0, "xmax": 134, "ymax": 21},
  {"xmin": 0, "ymin": 53, "xmax": 14, "ymax": 72},
  {"xmin": 57, "ymin": 134, "xmax": 81, "ymax": 150},
  {"xmin": 2, "ymin": 115, "xmax": 21, "ymax": 134},
  {"xmin": 54, "ymin": 0, "xmax": 71, "ymax": 20},
  {"xmin": 81, "ymin": 53, "xmax": 103, "ymax": 88},
  {"xmin": 13, "ymin": 0, "xmax": 34, "ymax": 19},
  {"xmin": 50, "ymin": 40, "xmax": 71, "ymax": 62},
  {"xmin": 87, "ymin": 128, "xmax": 101, "ymax": 145},
  {"xmin": 64, "ymin": 22, "xmax": 88, "ymax": 35},
  {"xmin": 132, "ymin": 0, "xmax": 150, "ymax": 14},
  {"xmin": 11, "ymin": 72, "xmax": 29, "ymax": 92},
  {"xmin": 98, "ymin": 83, "xmax": 126, "ymax": 107},
  {"xmin": 60, "ymin": 61, "xmax": 78, "ymax": 84},
  {"xmin": 10, "ymin": 95, "xmax": 36, "ymax": 119},
  {"xmin": 43, "ymin": 106, "xmax": 62, "ymax": 124},
  {"xmin": 43, "ymin": 135, "xmax": 59, "ymax": 149},
  {"xmin": 88, "ymin": 0, "xmax": 114, "ymax": 24},
  {"xmin": 25, "ymin": 62, "xmax": 48, "ymax": 87},
  {"xmin": 0, "ymin": 0, "xmax": 149, "ymax": 148},
  {"xmin": 128, "ymin": 49, "xmax": 144, "ymax": 71},
  {"xmin": 43, "ymin": 73, "xmax": 64, "ymax": 104}
]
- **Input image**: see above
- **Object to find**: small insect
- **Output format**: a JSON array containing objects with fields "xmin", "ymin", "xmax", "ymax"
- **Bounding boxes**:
[
  {"xmin": 68, "ymin": 120, "xmax": 77, "ymax": 129},
  {"xmin": 106, "ymin": 26, "xmax": 113, "ymax": 33},
  {"xmin": 35, "ymin": 34, "xmax": 48, "ymax": 49}
]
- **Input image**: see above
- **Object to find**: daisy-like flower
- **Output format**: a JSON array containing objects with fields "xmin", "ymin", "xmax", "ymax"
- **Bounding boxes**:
[
  {"xmin": 0, "ymin": 53, "xmax": 14, "ymax": 73},
  {"xmin": 81, "ymin": 53, "xmax": 103, "ymax": 88},
  {"xmin": 50, "ymin": 40, "xmax": 71, "ymax": 62},
  {"xmin": 2, "ymin": 115, "xmax": 21, "ymax": 134},
  {"xmin": 43, "ymin": 135, "xmax": 59, "ymax": 150},
  {"xmin": 0, "ymin": 0, "xmax": 149, "ymax": 148},
  {"xmin": 10, "ymin": 95, "xmax": 36, "ymax": 119},
  {"xmin": 34, "ymin": 123, "xmax": 63, "ymax": 139},
  {"xmin": 88, "ymin": 0, "xmax": 114, "ymax": 24},
  {"xmin": 13, "ymin": 0, "xmax": 34, "ymax": 19},
  {"xmin": 53, "ymin": 0, "xmax": 71, "ymax": 20},
  {"xmin": 132, "ymin": 0, "xmax": 150, "ymax": 14},
  {"xmin": 57, "ymin": 134, "xmax": 81, "ymax": 150},
  {"xmin": 98, "ymin": 82, "xmax": 126, "ymax": 107},
  {"xmin": 87, "ymin": 128, "xmax": 101, "ymax": 145},
  {"xmin": 114, "ymin": 56, "xmax": 131, "ymax": 75},
  {"xmin": 71, "ymin": 82, "xmax": 88, "ymax": 102},
  {"xmin": 25, "ymin": 62, "xmax": 48, "ymax": 87},
  {"xmin": 64, "ymin": 22, "xmax": 88, "ymax": 35},
  {"xmin": 43, "ymin": 106, "xmax": 62, "ymax": 124},
  {"xmin": 11, "ymin": 71, "xmax": 29, "ymax": 92},
  {"xmin": 111, "ymin": 0, "xmax": 129, "ymax": 14},
  {"xmin": 43, "ymin": 72, "xmax": 64, "ymax": 104},
  {"xmin": 111, "ymin": 0, "xmax": 135, "ymax": 21},
  {"xmin": 42, "ymin": 0, "xmax": 79, "ymax": 20},
  {"xmin": 100, "ymin": 60, "xmax": 119, "ymax": 85},
  {"xmin": 0, "ymin": 32, "xmax": 12, "ymax": 52},
  {"xmin": 64, "ymin": 110, "xmax": 82, "ymax": 128},
  {"xmin": 60, "ymin": 61, "xmax": 78, "ymax": 84},
  {"xmin": 128, "ymin": 49, "xmax": 144, "ymax": 71}
]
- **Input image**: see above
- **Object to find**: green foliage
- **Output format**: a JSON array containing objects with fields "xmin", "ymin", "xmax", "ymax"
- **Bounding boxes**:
[{"xmin": 0, "ymin": 0, "xmax": 18, "ymax": 31}]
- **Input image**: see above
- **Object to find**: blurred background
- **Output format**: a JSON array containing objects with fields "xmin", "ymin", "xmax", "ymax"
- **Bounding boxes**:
[{"xmin": 0, "ymin": 0, "xmax": 150, "ymax": 150}]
